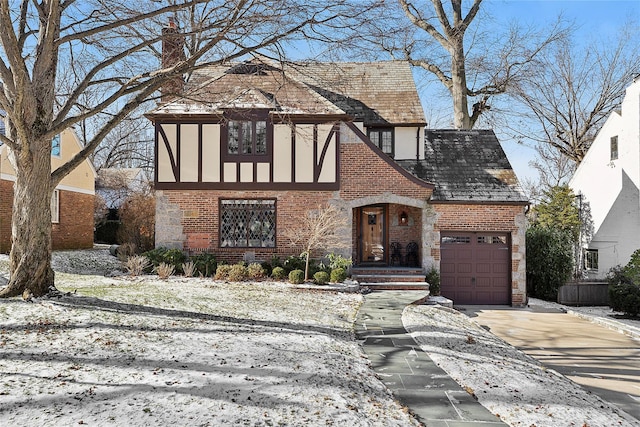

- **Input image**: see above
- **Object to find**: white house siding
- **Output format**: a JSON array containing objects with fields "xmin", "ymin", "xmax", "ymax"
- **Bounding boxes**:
[{"xmin": 570, "ymin": 79, "xmax": 640, "ymax": 278}]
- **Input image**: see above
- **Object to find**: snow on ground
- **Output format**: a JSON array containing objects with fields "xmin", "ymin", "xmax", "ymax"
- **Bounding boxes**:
[
  {"xmin": 0, "ymin": 250, "xmax": 418, "ymax": 426},
  {"xmin": 403, "ymin": 304, "xmax": 637, "ymax": 427},
  {"xmin": 0, "ymin": 247, "xmax": 639, "ymax": 426}
]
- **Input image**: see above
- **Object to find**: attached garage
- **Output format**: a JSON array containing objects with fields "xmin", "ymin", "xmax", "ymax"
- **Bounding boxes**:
[{"xmin": 440, "ymin": 232, "xmax": 511, "ymax": 305}]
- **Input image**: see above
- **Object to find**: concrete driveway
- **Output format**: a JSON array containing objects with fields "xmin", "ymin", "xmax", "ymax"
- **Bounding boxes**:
[{"xmin": 462, "ymin": 305, "xmax": 640, "ymax": 422}]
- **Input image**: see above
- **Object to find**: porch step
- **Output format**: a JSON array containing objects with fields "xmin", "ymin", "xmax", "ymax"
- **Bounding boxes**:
[
  {"xmin": 352, "ymin": 267, "xmax": 427, "ymax": 291},
  {"xmin": 360, "ymin": 281, "xmax": 430, "ymax": 291}
]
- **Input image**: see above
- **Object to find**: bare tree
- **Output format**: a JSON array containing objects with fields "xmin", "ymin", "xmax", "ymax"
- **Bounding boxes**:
[
  {"xmin": 510, "ymin": 24, "xmax": 640, "ymax": 165},
  {"xmin": 284, "ymin": 204, "xmax": 350, "ymax": 281},
  {"xmin": 0, "ymin": 0, "xmax": 360, "ymax": 298},
  {"xmin": 357, "ymin": 0, "xmax": 565, "ymax": 129}
]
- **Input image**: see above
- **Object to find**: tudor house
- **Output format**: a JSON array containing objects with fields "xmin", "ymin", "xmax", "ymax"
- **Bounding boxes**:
[{"xmin": 148, "ymin": 53, "xmax": 528, "ymax": 305}]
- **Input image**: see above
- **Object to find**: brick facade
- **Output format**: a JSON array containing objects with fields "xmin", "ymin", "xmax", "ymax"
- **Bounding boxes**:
[
  {"xmin": 0, "ymin": 179, "xmax": 94, "ymax": 253},
  {"xmin": 155, "ymin": 133, "xmax": 527, "ymax": 306}
]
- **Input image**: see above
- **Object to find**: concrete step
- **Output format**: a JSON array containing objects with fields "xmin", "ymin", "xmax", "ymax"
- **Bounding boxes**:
[
  {"xmin": 352, "ymin": 274, "xmax": 426, "ymax": 283},
  {"xmin": 360, "ymin": 281, "xmax": 430, "ymax": 291}
]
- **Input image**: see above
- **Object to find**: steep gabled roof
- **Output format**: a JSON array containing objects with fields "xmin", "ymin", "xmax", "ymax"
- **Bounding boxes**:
[
  {"xmin": 397, "ymin": 129, "xmax": 528, "ymax": 204},
  {"xmin": 148, "ymin": 59, "xmax": 426, "ymax": 126}
]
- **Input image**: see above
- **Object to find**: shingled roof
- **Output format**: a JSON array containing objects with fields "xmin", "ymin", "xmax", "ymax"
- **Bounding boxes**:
[
  {"xmin": 397, "ymin": 130, "xmax": 529, "ymax": 204},
  {"xmin": 150, "ymin": 59, "xmax": 425, "ymax": 126}
]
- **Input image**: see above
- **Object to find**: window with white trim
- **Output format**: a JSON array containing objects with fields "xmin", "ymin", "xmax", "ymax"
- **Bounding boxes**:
[
  {"xmin": 51, "ymin": 190, "xmax": 60, "ymax": 223},
  {"xmin": 584, "ymin": 249, "xmax": 598, "ymax": 271},
  {"xmin": 220, "ymin": 199, "xmax": 275, "ymax": 248},
  {"xmin": 52, "ymin": 134, "xmax": 61, "ymax": 157}
]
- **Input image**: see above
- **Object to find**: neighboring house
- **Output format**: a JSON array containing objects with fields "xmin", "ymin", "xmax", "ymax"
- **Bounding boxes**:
[
  {"xmin": 147, "ymin": 55, "xmax": 528, "ymax": 305},
  {"xmin": 0, "ymin": 128, "xmax": 96, "ymax": 252},
  {"xmin": 570, "ymin": 77, "xmax": 640, "ymax": 279},
  {"xmin": 96, "ymin": 167, "xmax": 150, "ymax": 213}
]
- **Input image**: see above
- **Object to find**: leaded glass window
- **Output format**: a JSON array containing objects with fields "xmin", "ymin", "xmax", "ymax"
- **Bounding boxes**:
[
  {"xmin": 220, "ymin": 199, "xmax": 276, "ymax": 248},
  {"xmin": 227, "ymin": 120, "xmax": 267, "ymax": 156}
]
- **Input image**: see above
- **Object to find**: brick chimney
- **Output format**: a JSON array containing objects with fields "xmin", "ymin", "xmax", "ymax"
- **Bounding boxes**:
[{"xmin": 161, "ymin": 17, "xmax": 186, "ymax": 100}]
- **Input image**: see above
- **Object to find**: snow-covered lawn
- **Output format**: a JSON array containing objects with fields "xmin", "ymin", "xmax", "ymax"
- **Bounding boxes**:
[
  {"xmin": 0, "ymin": 274, "xmax": 418, "ymax": 426},
  {"xmin": 1, "ymin": 248, "xmax": 638, "ymax": 426}
]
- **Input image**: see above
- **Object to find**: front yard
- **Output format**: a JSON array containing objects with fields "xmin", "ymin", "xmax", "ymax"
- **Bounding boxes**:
[{"xmin": 0, "ymin": 263, "xmax": 418, "ymax": 426}]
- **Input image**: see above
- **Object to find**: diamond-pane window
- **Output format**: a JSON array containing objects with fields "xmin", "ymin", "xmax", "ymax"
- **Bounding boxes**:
[{"xmin": 220, "ymin": 200, "xmax": 276, "ymax": 248}]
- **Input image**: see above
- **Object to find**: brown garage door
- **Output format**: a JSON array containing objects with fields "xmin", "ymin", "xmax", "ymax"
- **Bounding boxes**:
[{"xmin": 440, "ymin": 232, "xmax": 510, "ymax": 304}]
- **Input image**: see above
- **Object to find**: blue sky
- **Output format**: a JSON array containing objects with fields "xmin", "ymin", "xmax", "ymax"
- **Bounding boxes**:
[{"xmin": 484, "ymin": 0, "xmax": 640, "ymax": 183}]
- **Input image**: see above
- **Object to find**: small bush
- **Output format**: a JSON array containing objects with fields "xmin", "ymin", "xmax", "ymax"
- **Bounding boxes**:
[
  {"xmin": 314, "ymin": 271, "xmax": 330, "ymax": 285},
  {"xmin": 228, "ymin": 264, "xmax": 248, "ymax": 282},
  {"xmin": 190, "ymin": 253, "xmax": 217, "ymax": 277},
  {"xmin": 260, "ymin": 261, "xmax": 273, "ymax": 277},
  {"xmin": 116, "ymin": 242, "xmax": 136, "ymax": 262},
  {"xmin": 425, "ymin": 267, "xmax": 441, "ymax": 296},
  {"xmin": 125, "ymin": 255, "xmax": 149, "ymax": 276},
  {"xmin": 214, "ymin": 264, "xmax": 232, "ymax": 280},
  {"xmin": 143, "ymin": 248, "xmax": 187, "ymax": 274},
  {"xmin": 330, "ymin": 267, "xmax": 347, "ymax": 283},
  {"xmin": 117, "ymin": 193, "xmax": 155, "ymax": 253},
  {"xmin": 326, "ymin": 253, "xmax": 353, "ymax": 270},
  {"xmin": 289, "ymin": 269, "xmax": 304, "ymax": 284},
  {"xmin": 271, "ymin": 266, "xmax": 286, "ymax": 280},
  {"xmin": 182, "ymin": 261, "xmax": 196, "ymax": 277},
  {"xmin": 247, "ymin": 263, "xmax": 265, "ymax": 280},
  {"xmin": 156, "ymin": 262, "xmax": 175, "ymax": 279},
  {"xmin": 283, "ymin": 256, "xmax": 306, "ymax": 273},
  {"xmin": 609, "ymin": 283, "xmax": 640, "ymax": 317}
]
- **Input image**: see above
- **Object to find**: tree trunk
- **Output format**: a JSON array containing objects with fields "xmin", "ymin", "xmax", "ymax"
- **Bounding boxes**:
[
  {"xmin": 450, "ymin": 37, "xmax": 472, "ymax": 129},
  {"xmin": 0, "ymin": 139, "xmax": 56, "ymax": 299}
]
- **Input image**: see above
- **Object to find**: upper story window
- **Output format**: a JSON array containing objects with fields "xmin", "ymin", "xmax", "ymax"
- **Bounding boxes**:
[
  {"xmin": 228, "ymin": 120, "xmax": 267, "ymax": 155},
  {"xmin": 223, "ymin": 110, "xmax": 270, "ymax": 159},
  {"xmin": 610, "ymin": 136, "xmax": 618, "ymax": 160},
  {"xmin": 368, "ymin": 128, "xmax": 394, "ymax": 158},
  {"xmin": 52, "ymin": 134, "xmax": 61, "ymax": 157},
  {"xmin": 584, "ymin": 249, "xmax": 598, "ymax": 271}
]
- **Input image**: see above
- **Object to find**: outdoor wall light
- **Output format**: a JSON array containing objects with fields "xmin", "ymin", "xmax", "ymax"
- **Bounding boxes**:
[{"xmin": 399, "ymin": 211, "xmax": 408, "ymax": 225}]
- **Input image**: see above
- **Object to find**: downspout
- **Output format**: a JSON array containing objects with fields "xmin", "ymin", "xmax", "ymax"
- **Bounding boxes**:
[{"xmin": 416, "ymin": 127, "xmax": 421, "ymax": 161}]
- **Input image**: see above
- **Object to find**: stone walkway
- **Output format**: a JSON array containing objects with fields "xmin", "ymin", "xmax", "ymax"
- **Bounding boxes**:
[{"xmin": 355, "ymin": 291, "xmax": 506, "ymax": 426}]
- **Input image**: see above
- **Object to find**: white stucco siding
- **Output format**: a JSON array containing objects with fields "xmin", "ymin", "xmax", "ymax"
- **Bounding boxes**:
[{"xmin": 394, "ymin": 127, "xmax": 423, "ymax": 160}]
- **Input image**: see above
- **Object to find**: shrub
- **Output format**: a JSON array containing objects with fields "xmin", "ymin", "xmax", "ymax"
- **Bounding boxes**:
[
  {"xmin": 425, "ymin": 267, "xmax": 441, "ymax": 296},
  {"xmin": 326, "ymin": 253, "xmax": 353, "ymax": 270},
  {"xmin": 182, "ymin": 261, "xmax": 196, "ymax": 277},
  {"xmin": 314, "ymin": 271, "xmax": 330, "ymax": 285},
  {"xmin": 214, "ymin": 264, "xmax": 232, "ymax": 280},
  {"xmin": 623, "ymin": 249, "xmax": 640, "ymax": 284},
  {"xmin": 330, "ymin": 267, "xmax": 347, "ymax": 283},
  {"xmin": 228, "ymin": 264, "xmax": 248, "ymax": 282},
  {"xmin": 271, "ymin": 266, "xmax": 286, "ymax": 280},
  {"xmin": 125, "ymin": 255, "xmax": 149, "ymax": 276},
  {"xmin": 606, "ymin": 265, "xmax": 634, "ymax": 286},
  {"xmin": 143, "ymin": 248, "xmax": 188, "ymax": 274},
  {"xmin": 116, "ymin": 242, "xmax": 136, "ymax": 262},
  {"xmin": 526, "ymin": 226, "xmax": 573, "ymax": 301},
  {"xmin": 260, "ymin": 261, "xmax": 273, "ymax": 277},
  {"xmin": 283, "ymin": 256, "xmax": 306, "ymax": 273},
  {"xmin": 289, "ymin": 269, "xmax": 304, "ymax": 284},
  {"xmin": 247, "ymin": 263, "xmax": 265, "ymax": 280},
  {"xmin": 190, "ymin": 253, "xmax": 217, "ymax": 277},
  {"xmin": 609, "ymin": 283, "xmax": 640, "ymax": 317},
  {"xmin": 117, "ymin": 193, "xmax": 155, "ymax": 253},
  {"xmin": 155, "ymin": 262, "xmax": 175, "ymax": 279}
]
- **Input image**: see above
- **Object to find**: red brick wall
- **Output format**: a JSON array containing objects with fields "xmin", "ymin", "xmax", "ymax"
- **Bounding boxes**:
[
  {"xmin": 339, "ymin": 143, "xmax": 433, "ymax": 201},
  {"xmin": 0, "ymin": 180, "xmax": 94, "ymax": 253},
  {"xmin": 52, "ymin": 191, "xmax": 94, "ymax": 250},
  {"xmin": 163, "ymin": 190, "xmax": 336, "ymax": 263}
]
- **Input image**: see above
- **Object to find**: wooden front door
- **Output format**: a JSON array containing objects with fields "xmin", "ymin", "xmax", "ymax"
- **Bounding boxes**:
[{"xmin": 359, "ymin": 206, "xmax": 386, "ymax": 264}]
